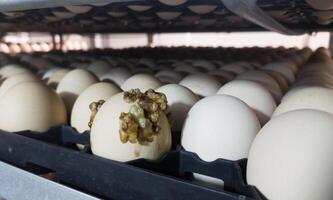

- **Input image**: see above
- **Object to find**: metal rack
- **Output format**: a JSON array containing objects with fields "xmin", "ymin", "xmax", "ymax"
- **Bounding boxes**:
[{"xmin": 0, "ymin": 0, "xmax": 330, "ymax": 34}]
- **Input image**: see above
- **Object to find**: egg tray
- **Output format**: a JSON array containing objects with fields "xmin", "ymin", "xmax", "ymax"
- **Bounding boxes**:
[
  {"xmin": 0, "ymin": 0, "xmax": 331, "ymax": 33},
  {"xmin": 0, "ymin": 126, "xmax": 266, "ymax": 200}
]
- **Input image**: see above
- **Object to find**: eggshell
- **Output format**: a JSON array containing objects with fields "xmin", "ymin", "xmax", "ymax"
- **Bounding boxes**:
[
  {"xmin": 217, "ymin": 80, "xmax": 276, "ymax": 125},
  {"xmin": 158, "ymin": 0, "xmax": 187, "ymax": 6},
  {"xmin": 247, "ymin": 109, "xmax": 333, "ymax": 200},
  {"xmin": 71, "ymin": 82, "xmax": 121, "ymax": 133},
  {"xmin": 179, "ymin": 73, "xmax": 222, "ymax": 97},
  {"xmin": 156, "ymin": 12, "xmax": 182, "ymax": 20},
  {"xmin": 121, "ymin": 73, "xmax": 162, "ymax": 92},
  {"xmin": 182, "ymin": 95, "xmax": 260, "ymax": 161},
  {"xmin": 262, "ymin": 62, "xmax": 295, "ymax": 84},
  {"xmin": 0, "ymin": 67, "xmax": 32, "ymax": 80},
  {"xmin": 65, "ymin": 5, "xmax": 92, "ymax": 14},
  {"xmin": 273, "ymin": 87, "xmax": 333, "ymax": 117},
  {"xmin": 46, "ymin": 68, "xmax": 70, "ymax": 89},
  {"xmin": 157, "ymin": 84, "xmax": 200, "ymax": 131},
  {"xmin": 306, "ymin": 0, "xmax": 333, "ymax": 10},
  {"xmin": 188, "ymin": 5, "xmax": 217, "ymax": 15},
  {"xmin": 0, "ymin": 82, "xmax": 67, "ymax": 132},
  {"xmin": 127, "ymin": 5, "xmax": 152, "ymax": 12},
  {"xmin": 221, "ymin": 63, "xmax": 247, "ymax": 74},
  {"xmin": 56, "ymin": 69, "xmax": 98, "ymax": 113},
  {"xmin": 87, "ymin": 60, "xmax": 111, "ymax": 79},
  {"xmin": 236, "ymin": 70, "xmax": 282, "ymax": 102},
  {"xmin": 191, "ymin": 60, "xmax": 216, "ymax": 71},
  {"xmin": 90, "ymin": 93, "xmax": 172, "ymax": 162},
  {"xmin": 0, "ymin": 73, "xmax": 39, "ymax": 97},
  {"xmin": 155, "ymin": 70, "xmax": 183, "ymax": 84},
  {"xmin": 262, "ymin": 70, "xmax": 289, "ymax": 93},
  {"xmin": 100, "ymin": 67, "xmax": 132, "ymax": 86},
  {"xmin": 208, "ymin": 70, "xmax": 235, "ymax": 82}
]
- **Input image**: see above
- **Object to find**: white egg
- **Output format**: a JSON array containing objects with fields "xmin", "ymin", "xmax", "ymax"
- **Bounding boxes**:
[
  {"xmin": 46, "ymin": 68, "xmax": 70, "ymax": 89},
  {"xmin": 100, "ymin": 67, "xmax": 132, "ymax": 86},
  {"xmin": 262, "ymin": 62, "xmax": 295, "ymax": 84},
  {"xmin": 236, "ymin": 70, "xmax": 282, "ymax": 102},
  {"xmin": 191, "ymin": 60, "xmax": 216, "ymax": 71},
  {"xmin": 179, "ymin": 73, "xmax": 222, "ymax": 97},
  {"xmin": 87, "ymin": 60, "xmax": 111, "ymax": 79},
  {"xmin": 91, "ymin": 92, "xmax": 172, "ymax": 162},
  {"xmin": 247, "ymin": 109, "xmax": 333, "ymax": 200},
  {"xmin": 0, "ymin": 73, "xmax": 39, "ymax": 97},
  {"xmin": 155, "ymin": 70, "xmax": 183, "ymax": 84},
  {"xmin": 221, "ymin": 63, "xmax": 247, "ymax": 74},
  {"xmin": 121, "ymin": 73, "xmax": 162, "ymax": 92},
  {"xmin": 273, "ymin": 87, "xmax": 333, "ymax": 117},
  {"xmin": 188, "ymin": 5, "xmax": 217, "ymax": 15},
  {"xmin": 217, "ymin": 80, "xmax": 276, "ymax": 125},
  {"xmin": 262, "ymin": 70, "xmax": 289, "ymax": 93},
  {"xmin": 157, "ymin": 84, "xmax": 200, "ymax": 131},
  {"xmin": 71, "ymin": 82, "xmax": 120, "ymax": 133},
  {"xmin": 65, "ymin": 5, "xmax": 92, "ymax": 14},
  {"xmin": 107, "ymin": 11, "xmax": 128, "ymax": 18},
  {"xmin": 127, "ymin": 5, "xmax": 152, "ymax": 12},
  {"xmin": 0, "ymin": 82, "xmax": 67, "ymax": 132},
  {"xmin": 208, "ymin": 70, "xmax": 235, "ymax": 82},
  {"xmin": 174, "ymin": 64, "xmax": 202, "ymax": 74},
  {"xmin": 56, "ymin": 69, "xmax": 98, "ymax": 113},
  {"xmin": 156, "ymin": 12, "xmax": 182, "ymax": 20},
  {"xmin": 158, "ymin": 0, "xmax": 187, "ymax": 6},
  {"xmin": 0, "ymin": 66, "xmax": 32, "ymax": 80},
  {"xmin": 306, "ymin": 0, "xmax": 333, "ymax": 10},
  {"xmin": 182, "ymin": 94, "xmax": 260, "ymax": 161}
]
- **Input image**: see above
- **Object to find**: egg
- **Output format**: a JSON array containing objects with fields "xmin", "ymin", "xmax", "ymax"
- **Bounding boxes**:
[
  {"xmin": 0, "ymin": 66, "xmax": 32, "ymax": 80},
  {"xmin": 91, "ymin": 90, "xmax": 172, "ymax": 162},
  {"xmin": 262, "ymin": 62, "xmax": 295, "ymax": 84},
  {"xmin": 217, "ymin": 80, "xmax": 276, "ymax": 125},
  {"xmin": 262, "ymin": 69, "xmax": 289, "ymax": 93},
  {"xmin": 221, "ymin": 63, "xmax": 247, "ymax": 74},
  {"xmin": 182, "ymin": 94, "xmax": 260, "ymax": 160},
  {"xmin": 247, "ymin": 109, "xmax": 333, "ymax": 200},
  {"xmin": 273, "ymin": 87, "xmax": 333, "ymax": 117},
  {"xmin": 208, "ymin": 70, "xmax": 235, "ymax": 82},
  {"xmin": 188, "ymin": 5, "xmax": 217, "ymax": 15},
  {"xmin": 0, "ymin": 73, "xmax": 39, "ymax": 97},
  {"xmin": 156, "ymin": 12, "xmax": 182, "ymax": 20},
  {"xmin": 71, "ymin": 82, "xmax": 121, "ymax": 133},
  {"xmin": 0, "ymin": 82, "xmax": 67, "ymax": 132},
  {"xmin": 306, "ymin": 0, "xmax": 333, "ymax": 10},
  {"xmin": 156, "ymin": 84, "xmax": 200, "ymax": 131},
  {"xmin": 56, "ymin": 69, "xmax": 98, "ymax": 113},
  {"xmin": 46, "ymin": 68, "xmax": 70, "ymax": 89},
  {"xmin": 127, "ymin": 5, "xmax": 152, "ymax": 12},
  {"xmin": 155, "ymin": 70, "xmax": 183, "ymax": 84},
  {"xmin": 65, "ymin": 5, "xmax": 92, "ymax": 14},
  {"xmin": 121, "ymin": 73, "xmax": 162, "ymax": 92},
  {"xmin": 87, "ymin": 60, "xmax": 111, "ymax": 79},
  {"xmin": 236, "ymin": 70, "xmax": 282, "ymax": 102},
  {"xmin": 158, "ymin": 0, "xmax": 187, "ymax": 6},
  {"xmin": 179, "ymin": 73, "xmax": 222, "ymax": 97},
  {"xmin": 100, "ymin": 67, "xmax": 132, "ymax": 86}
]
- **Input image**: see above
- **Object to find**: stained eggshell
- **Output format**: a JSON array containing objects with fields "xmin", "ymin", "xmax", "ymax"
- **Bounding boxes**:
[
  {"xmin": 247, "ymin": 109, "xmax": 333, "ymax": 200},
  {"xmin": 157, "ymin": 84, "xmax": 200, "ymax": 131},
  {"xmin": 121, "ymin": 73, "xmax": 162, "ymax": 92},
  {"xmin": 71, "ymin": 82, "xmax": 121, "ymax": 133},
  {"xmin": 179, "ymin": 73, "xmax": 222, "ymax": 97},
  {"xmin": 0, "ymin": 82, "xmax": 67, "ymax": 132},
  {"xmin": 217, "ymin": 80, "xmax": 276, "ymax": 125},
  {"xmin": 56, "ymin": 69, "xmax": 98, "ymax": 113},
  {"xmin": 90, "ymin": 93, "xmax": 172, "ymax": 162}
]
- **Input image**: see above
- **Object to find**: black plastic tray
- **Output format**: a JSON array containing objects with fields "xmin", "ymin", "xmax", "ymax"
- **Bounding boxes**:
[{"xmin": 0, "ymin": 126, "xmax": 266, "ymax": 200}]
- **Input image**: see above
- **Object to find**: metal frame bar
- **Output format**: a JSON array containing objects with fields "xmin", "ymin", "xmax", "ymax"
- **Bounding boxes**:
[{"xmin": 0, "ymin": 0, "xmax": 139, "ymax": 12}]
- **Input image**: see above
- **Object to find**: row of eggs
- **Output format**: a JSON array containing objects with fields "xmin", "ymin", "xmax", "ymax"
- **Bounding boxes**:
[{"xmin": 0, "ymin": 47, "xmax": 331, "ymax": 199}]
